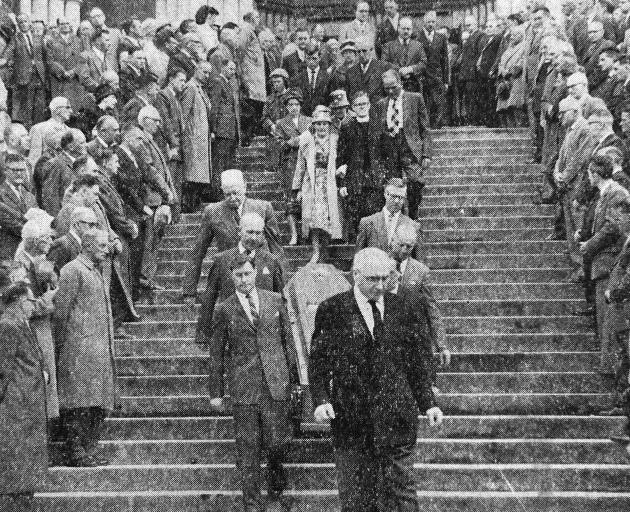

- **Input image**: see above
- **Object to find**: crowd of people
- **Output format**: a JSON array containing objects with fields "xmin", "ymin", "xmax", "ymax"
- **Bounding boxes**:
[{"xmin": 2, "ymin": 0, "xmax": 630, "ymax": 510}]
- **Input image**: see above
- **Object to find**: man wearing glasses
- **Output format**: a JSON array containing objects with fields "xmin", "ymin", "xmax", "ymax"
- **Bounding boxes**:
[
  {"xmin": 48, "ymin": 206, "xmax": 100, "ymax": 272},
  {"xmin": 340, "ymin": 1, "xmax": 376, "ymax": 47},
  {"xmin": 28, "ymin": 97, "xmax": 73, "ymax": 166}
]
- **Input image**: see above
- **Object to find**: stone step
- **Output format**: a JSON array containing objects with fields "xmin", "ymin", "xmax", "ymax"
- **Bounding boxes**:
[
  {"xmin": 426, "ymin": 183, "xmax": 539, "ymax": 195},
  {"xmin": 116, "ymin": 352, "xmax": 599, "ymax": 376},
  {"xmin": 116, "ymin": 372, "xmax": 608, "ymax": 397},
  {"xmin": 419, "ymin": 205, "xmax": 552, "ymax": 217},
  {"xmin": 43, "ymin": 462, "xmax": 630, "ymax": 492},
  {"xmin": 429, "ymin": 146, "xmax": 533, "ymax": 156},
  {"xmin": 102, "ymin": 415, "xmax": 626, "ymax": 441},
  {"xmin": 30, "ymin": 490, "xmax": 630, "ymax": 512},
  {"xmin": 428, "ymin": 173, "xmax": 539, "ymax": 186},
  {"xmin": 424, "ymin": 165, "xmax": 540, "ymax": 177},
  {"xmin": 422, "ymin": 193, "xmax": 537, "ymax": 207},
  {"xmin": 424, "ymin": 228, "xmax": 556, "ymax": 242},
  {"xmin": 420, "ymin": 216, "xmax": 554, "ymax": 230},
  {"xmin": 47, "ymin": 437, "xmax": 628, "ymax": 466}
]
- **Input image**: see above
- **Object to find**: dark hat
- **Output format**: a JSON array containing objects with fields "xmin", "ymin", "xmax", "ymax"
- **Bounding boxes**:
[
  {"xmin": 155, "ymin": 24, "xmax": 174, "ymax": 45},
  {"xmin": 283, "ymin": 87, "xmax": 303, "ymax": 104},
  {"xmin": 330, "ymin": 89, "xmax": 349, "ymax": 108},
  {"xmin": 589, "ymin": 154, "xmax": 613, "ymax": 179},
  {"xmin": 136, "ymin": 70, "xmax": 159, "ymax": 88},
  {"xmin": 94, "ymin": 83, "xmax": 116, "ymax": 104},
  {"xmin": 270, "ymin": 68, "xmax": 289, "ymax": 81}
]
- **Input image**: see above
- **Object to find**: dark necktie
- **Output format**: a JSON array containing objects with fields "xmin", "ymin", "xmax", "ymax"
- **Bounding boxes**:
[
  {"xmin": 369, "ymin": 300, "xmax": 384, "ymax": 342},
  {"xmin": 233, "ymin": 207, "xmax": 240, "ymax": 225},
  {"xmin": 403, "ymin": 40, "xmax": 409, "ymax": 64},
  {"xmin": 246, "ymin": 292, "xmax": 259, "ymax": 327}
]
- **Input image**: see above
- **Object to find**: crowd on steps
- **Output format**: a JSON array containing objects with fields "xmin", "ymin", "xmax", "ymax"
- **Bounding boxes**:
[{"xmin": 2, "ymin": 0, "xmax": 630, "ymax": 510}]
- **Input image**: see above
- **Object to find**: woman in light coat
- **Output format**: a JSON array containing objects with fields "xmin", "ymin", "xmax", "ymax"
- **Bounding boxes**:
[
  {"xmin": 293, "ymin": 106, "xmax": 344, "ymax": 264},
  {"xmin": 496, "ymin": 24, "xmax": 527, "ymax": 127}
]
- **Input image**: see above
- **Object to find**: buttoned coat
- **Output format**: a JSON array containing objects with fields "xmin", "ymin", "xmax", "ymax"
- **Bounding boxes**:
[
  {"xmin": 355, "ymin": 209, "xmax": 424, "ymax": 260},
  {"xmin": 557, "ymin": 116, "xmax": 596, "ymax": 186},
  {"xmin": 183, "ymin": 198, "xmax": 283, "ymax": 296},
  {"xmin": 237, "ymin": 21, "xmax": 267, "ymax": 102},
  {"xmin": 0, "ymin": 316, "xmax": 48, "ymax": 494},
  {"xmin": 0, "ymin": 181, "xmax": 37, "ymax": 260},
  {"xmin": 583, "ymin": 181, "xmax": 630, "ymax": 280},
  {"xmin": 137, "ymin": 130, "xmax": 178, "ymax": 206},
  {"xmin": 292, "ymin": 130, "xmax": 343, "ymax": 239},
  {"xmin": 47, "ymin": 231, "xmax": 81, "ymax": 272},
  {"xmin": 289, "ymin": 67, "xmax": 332, "ymax": 116},
  {"xmin": 281, "ymin": 50, "xmax": 306, "ymax": 79},
  {"xmin": 114, "ymin": 147, "xmax": 150, "ymax": 222},
  {"xmin": 418, "ymin": 30, "xmax": 449, "ymax": 86},
  {"xmin": 310, "ymin": 290, "xmax": 435, "ymax": 448},
  {"xmin": 155, "ymin": 86, "xmax": 184, "ymax": 161},
  {"xmin": 340, "ymin": 20, "xmax": 376, "ymax": 47},
  {"xmin": 275, "ymin": 114, "xmax": 312, "ymax": 193},
  {"xmin": 40, "ymin": 152, "xmax": 75, "ymax": 216},
  {"xmin": 5, "ymin": 31, "xmax": 46, "ymax": 87},
  {"xmin": 46, "ymin": 33, "xmax": 89, "ymax": 110},
  {"xmin": 375, "ymin": 17, "xmax": 398, "ymax": 58},
  {"xmin": 53, "ymin": 253, "xmax": 116, "ymax": 410},
  {"xmin": 346, "ymin": 59, "xmax": 392, "ymax": 103},
  {"xmin": 196, "ymin": 247, "xmax": 285, "ymax": 343},
  {"xmin": 181, "ymin": 77, "xmax": 212, "ymax": 184},
  {"xmin": 77, "ymin": 47, "xmax": 108, "ymax": 93},
  {"xmin": 208, "ymin": 289, "xmax": 298, "ymax": 405},
  {"xmin": 209, "ymin": 75, "xmax": 241, "ymax": 140},
  {"xmin": 381, "ymin": 38, "xmax": 427, "ymax": 92},
  {"xmin": 459, "ymin": 30, "xmax": 486, "ymax": 82},
  {"xmin": 582, "ymin": 38, "xmax": 616, "ymax": 90}
]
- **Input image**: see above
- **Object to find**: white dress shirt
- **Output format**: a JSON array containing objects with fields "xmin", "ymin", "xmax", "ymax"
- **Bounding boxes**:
[
  {"xmin": 390, "ymin": 257, "xmax": 408, "ymax": 294},
  {"xmin": 238, "ymin": 242, "xmax": 255, "ymax": 258},
  {"xmin": 353, "ymin": 285, "xmax": 384, "ymax": 337},
  {"xmin": 235, "ymin": 287, "xmax": 259, "ymax": 324},
  {"xmin": 383, "ymin": 206, "xmax": 401, "ymax": 243}
]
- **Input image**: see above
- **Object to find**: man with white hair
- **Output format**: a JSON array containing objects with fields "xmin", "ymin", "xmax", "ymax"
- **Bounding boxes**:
[
  {"xmin": 48, "ymin": 206, "xmax": 99, "ymax": 271},
  {"xmin": 340, "ymin": 1, "xmax": 376, "ymax": 46},
  {"xmin": 311, "ymin": 247, "xmax": 442, "ymax": 511},
  {"xmin": 183, "ymin": 169, "xmax": 283, "ymax": 303},
  {"xmin": 89, "ymin": 7, "xmax": 121, "ymax": 72},
  {"xmin": 567, "ymin": 71, "xmax": 597, "ymax": 111},
  {"xmin": 194, "ymin": 212, "xmax": 285, "ymax": 344},
  {"xmin": 583, "ymin": 20, "xmax": 615, "ymax": 89},
  {"xmin": 28, "ymin": 97, "xmax": 73, "ymax": 166}
]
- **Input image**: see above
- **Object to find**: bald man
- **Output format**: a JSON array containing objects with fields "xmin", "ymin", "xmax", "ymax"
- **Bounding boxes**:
[{"xmin": 48, "ymin": 207, "xmax": 99, "ymax": 272}]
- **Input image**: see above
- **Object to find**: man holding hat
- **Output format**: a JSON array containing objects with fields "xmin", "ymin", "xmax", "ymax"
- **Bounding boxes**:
[
  {"xmin": 330, "ymin": 39, "xmax": 358, "ymax": 91},
  {"xmin": 555, "ymin": 95, "xmax": 596, "ymax": 277},
  {"xmin": 183, "ymin": 169, "xmax": 283, "ymax": 303}
]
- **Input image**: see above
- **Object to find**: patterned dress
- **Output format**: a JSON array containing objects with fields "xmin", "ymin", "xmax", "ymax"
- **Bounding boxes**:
[{"xmin": 309, "ymin": 135, "xmax": 332, "ymax": 234}]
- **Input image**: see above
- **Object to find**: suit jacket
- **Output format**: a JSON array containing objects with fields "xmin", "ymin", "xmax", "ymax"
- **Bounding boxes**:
[
  {"xmin": 196, "ymin": 247, "xmax": 285, "ymax": 342},
  {"xmin": 281, "ymin": 50, "xmax": 306, "ymax": 79},
  {"xmin": 476, "ymin": 34, "xmax": 502, "ymax": 79},
  {"xmin": 275, "ymin": 114, "xmax": 312, "ymax": 191},
  {"xmin": 6, "ymin": 31, "xmax": 45, "ymax": 87},
  {"xmin": 0, "ymin": 182, "xmax": 37, "ymax": 260},
  {"xmin": 459, "ymin": 30, "xmax": 486, "ymax": 81},
  {"xmin": 557, "ymin": 116, "xmax": 596, "ymax": 185},
  {"xmin": 381, "ymin": 38, "xmax": 427, "ymax": 92},
  {"xmin": 40, "ymin": 152, "xmax": 74, "ymax": 216},
  {"xmin": 583, "ymin": 181, "xmax": 630, "ymax": 280},
  {"xmin": 28, "ymin": 118, "xmax": 68, "ymax": 167},
  {"xmin": 582, "ymin": 38, "xmax": 616, "ymax": 90},
  {"xmin": 209, "ymin": 75, "xmax": 240, "ymax": 140},
  {"xmin": 310, "ymin": 290, "xmax": 435, "ymax": 448},
  {"xmin": 77, "ymin": 48, "xmax": 108, "ymax": 93},
  {"xmin": 120, "ymin": 95, "xmax": 151, "ymax": 130},
  {"xmin": 45, "ymin": 33, "xmax": 87, "ymax": 110},
  {"xmin": 346, "ymin": 59, "xmax": 392, "ymax": 103},
  {"xmin": 92, "ymin": 167, "xmax": 138, "ymax": 240},
  {"xmin": 340, "ymin": 20, "xmax": 376, "ymax": 47},
  {"xmin": 155, "ymin": 87, "xmax": 184, "ymax": 161},
  {"xmin": 183, "ymin": 198, "xmax": 283, "ymax": 296},
  {"xmin": 289, "ymin": 67, "xmax": 332, "ymax": 116},
  {"xmin": 47, "ymin": 231, "xmax": 81, "ymax": 272},
  {"xmin": 137, "ymin": 130, "xmax": 177, "ymax": 207},
  {"xmin": 418, "ymin": 30, "xmax": 449, "ymax": 85},
  {"xmin": 336, "ymin": 115, "xmax": 381, "ymax": 195},
  {"xmin": 262, "ymin": 90, "xmax": 287, "ymax": 132},
  {"xmin": 113, "ymin": 147, "xmax": 149, "ymax": 221},
  {"xmin": 397, "ymin": 257, "xmax": 446, "ymax": 354},
  {"xmin": 208, "ymin": 289, "xmax": 298, "ymax": 403},
  {"xmin": 355, "ymin": 209, "xmax": 425, "ymax": 261},
  {"xmin": 375, "ymin": 17, "xmax": 399, "ymax": 58},
  {"xmin": 166, "ymin": 49, "xmax": 198, "ymax": 81}
]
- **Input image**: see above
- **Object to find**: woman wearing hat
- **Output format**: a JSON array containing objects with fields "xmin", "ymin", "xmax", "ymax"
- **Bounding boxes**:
[
  {"xmin": 262, "ymin": 68, "xmax": 289, "ymax": 172},
  {"xmin": 292, "ymin": 105, "xmax": 344, "ymax": 263},
  {"xmin": 275, "ymin": 87, "xmax": 312, "ymax": 245}
]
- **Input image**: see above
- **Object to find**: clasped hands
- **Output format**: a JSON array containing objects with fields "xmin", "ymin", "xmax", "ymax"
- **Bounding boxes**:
[{"xmin": 314, "ymin": 403, "xmax": 443, "ymax": 427}]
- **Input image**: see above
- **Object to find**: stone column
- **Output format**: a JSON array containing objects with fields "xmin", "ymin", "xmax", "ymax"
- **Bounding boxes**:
[
  {"xmin": 66, "ymin": 0, "xmax": 82, "ymax": 27},
  {"xmin": 31, "ymin": 0, "xmax": 48, "ymax": 23},
  {"xmin": 48, "ymin": 0, "xmax": 65, "ymax": 25}
]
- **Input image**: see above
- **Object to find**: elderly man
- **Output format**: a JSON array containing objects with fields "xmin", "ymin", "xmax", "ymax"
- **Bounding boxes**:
[
  {"xmin": 29, "ymin": 97, "xmax": 73, "ymax": 166},
  {"xmin": 373, "ymin": 70, "xmax": 432, "ymax": 220},
  {"xmin": 208, "ymin": 253, "xmax": 298, "ymax": 511},
  {"xmin": 40, "ymin": 128, "xmax": 87, "ymax": 216},
  {"xmin": 181, "ymin": 61, "xmax": 214, "ymax": 210},
  {"xmin": 183, "ymin": 169, "xmax": 283, "ymax": 303},
  {"xmin": 87, "ymin": 115, "xmax": 120, "ymax": 161},
  {"xmin": 346, "ymin": 37, "xmax": 392, "ymax": 103},
  {"xmin": 16, "ymin": 218, "xmax": 60, "ymax": 424},
  {"xmin": 76, "ymin": 30, "xmax": 110, "ymax": 95},
  {"xmin": 389, "ymin": 222, "xmax": 449, "ymax": 368},
  {"xmin": 48, "ymin": 206, "xmax": 99, "ymax": 271},
  {"xmin": 196, "ymin": 212, "xmax": 285, "ymax": 346},
  {"xmin": 167, "ymin": 32, "xmax": 203, "ymax": 81},
  {"xmin": 89, "ymin": 7, "xmax": 121, "ymax": 72},
  {"xmin": 311, "ymin": 247, "xmax": 442, "ymax": 512},
  {"xmin": 459, "ymin": 15, "xmax": 487, "ymax": 125},
  {"xmin": 211, "ymin": 59, "xmax": 241, "ymax": 182},
  {"xmin": 54, "ymin": 229, "xmax": 115, "ymax": 467},
  {"xmin": 0, "ymin": 154, "xmax": 37, "ymax": 260},
  {"xmin": 583, "ymin": 20, "xmax": 616, "ymax": 90},
  {"xmin": 120, "ymin": 71, "xmax": 159, "ymax": 130},
  {"xmin": 418, "ymin": 10, "xmax": 450, "ymax": 128},
  {"xmin": 282, "ymin": 28, "xmax": 309, "ymax": 78},
  {"xmin": 6, "ymin": 14, "xmax": 47, "ymax": 129},
  {"xmin": 382, "ymin": 17, "xmax": 427, "ymax": 94},
  {"xmin": 340, "ymin": 1, "xmax": 376, "ymax": 46}
]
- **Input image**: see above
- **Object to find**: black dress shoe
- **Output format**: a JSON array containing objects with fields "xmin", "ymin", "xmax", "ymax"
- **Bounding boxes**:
[
  {"xmin": 67, "ymin": 454, "xmax": 101, "ymax": 467},
  {"xmin": 114, "ymin": 327, "xmax": 136, "ymax": 340}
]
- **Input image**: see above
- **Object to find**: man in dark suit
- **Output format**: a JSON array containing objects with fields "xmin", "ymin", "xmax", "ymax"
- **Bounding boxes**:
[
  {"xmin": 346, "ymin": 38, "xmax": 392, "ymax": 103},
  {"xmin": 281, "ymin": 29, "xmax": 309, "ymax": 78},
  {"xmin": 355, "ymin": 177, "xmax": 424, "ymax": 260},
  {"xmin": 381, "ymin": 17, "xmax": 427, "ymax": 94},
  {"xmin": 86, "ymin": 116, "xmax": 120, "ymax": 162},
  {"xmin": 372, "ymin": 70, "xmax": 432, "ymax": 219},
  {"xmin": 48, "ymin": 206, "xmax": 99, "ymax": 272},
  {"xmin": 0, "ymin": 155, "xmax": 37, "ymax": 260},
  {"xmin": 310, "ymin": 247, "xmax": 443, "ymax": 512},
  {"xmin": 476, "ymin": 16, "xmax": 503, "ymax": 127},
  {"xmin": 582, "ymin": 20, "xmax": 616, "ymax": 91},
  {"xmin": 166, "ymin": 32, "xmax": 202, "ymax": 81},
  {"xmin": 459, "ymin": 15, "xmax": 487, "ymax": 125},
  {"xmin": 418, "ymin": 11, "xmax": 449, "ymax": 128},
  {"xmin": 183, "ymin": 169, "xmax": 283, "ymax": 303},
  {"xmin": 6, "ymin": 14, "xmax": 47, "ymax": 129},
  {"xmin": 196, "ymin": 212, "xmax": 284, "ymax": 345},
  {"xmin": 375, "ymin": 0, "xmax": 400, "ymax": 58},
  {"xmin": 210, "ymin": 59, "xmax": 241, "ymax": 180},
  {"xmin": 208, "ymin": 253, "xmax": 298, "ymax": 511},
  {"xmin": 389, "ymin": 222, "xmax": 449, "ymax": 368},
  {"xmin": 120, "ymin": 71, "xmax": 159, "ymax": 130},
  {"xmin": 289, "ymin": 43, "xmax": 332, "ymax": 117}
]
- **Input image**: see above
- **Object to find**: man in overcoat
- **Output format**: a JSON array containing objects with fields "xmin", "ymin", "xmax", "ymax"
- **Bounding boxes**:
[{"xmin": 310, "ymin": 248, "xmax": 443, "ymax": 512}]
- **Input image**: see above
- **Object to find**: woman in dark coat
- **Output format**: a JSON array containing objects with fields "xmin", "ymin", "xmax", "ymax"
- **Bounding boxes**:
[{"xmin": 0, "ymin": 281, "xmax": 48, "ymax": 511}]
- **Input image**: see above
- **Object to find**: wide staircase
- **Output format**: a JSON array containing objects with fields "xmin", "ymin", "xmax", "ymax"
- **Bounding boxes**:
[{"xmin": 35, "ymin": 127, "xmax": 630, "ymax": 511}]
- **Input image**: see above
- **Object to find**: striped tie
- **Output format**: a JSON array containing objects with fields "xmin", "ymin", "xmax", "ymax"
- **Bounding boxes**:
[{"xmin": 246, "ymin": 292, "xmax": 259, "ymax": 327}]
